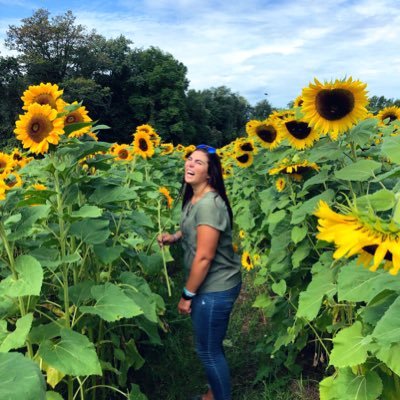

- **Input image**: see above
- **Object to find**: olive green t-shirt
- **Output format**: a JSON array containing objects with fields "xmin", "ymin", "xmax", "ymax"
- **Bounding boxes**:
[{"xmin": 180, "ymin": 191, "xmax": 242, "ymax": 293}]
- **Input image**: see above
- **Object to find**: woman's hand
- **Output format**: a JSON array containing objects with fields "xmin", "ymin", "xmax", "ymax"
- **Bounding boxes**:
[
  {"xmin": 178, "ymin": 298, "xmax": 192, "ymax": 315},
  {"xmin": 157, "ymin": 233, "xmax": 176, "ymax": 247}
]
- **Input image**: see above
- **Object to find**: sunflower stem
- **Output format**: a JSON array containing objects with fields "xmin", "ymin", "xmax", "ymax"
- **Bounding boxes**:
[{"xmin": 157, "ymin": 200, "xmax": 172, "ymax": 296}]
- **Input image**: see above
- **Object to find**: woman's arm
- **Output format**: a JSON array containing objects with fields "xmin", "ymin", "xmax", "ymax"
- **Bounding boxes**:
[{"xmin": 178, "ymin": 224, "xmax": 220, "ymax": 314}]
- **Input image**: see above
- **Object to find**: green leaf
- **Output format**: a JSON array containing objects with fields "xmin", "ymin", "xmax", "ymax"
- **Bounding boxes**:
[
  {"xmin": 297, "ymin": 268, "xmax": 336, "ymax": 321},
  {"xmin": 80, "ymin": 283, "xmax": 143, "ymax": 322},
  {"xmin": 329, "ymin": 322, "xmax": 373, "ymax": 368},
  {"xmin": 381, "ymin": 136, "xmax": 400, "ymax": 164},
  {"xmin": 372, "ymin": 296, "xmax": 400, "ymax": 345},
  {"xmin": 291, "ymin": 190, "xmax": 334, "ymax": 224},
  {"xmin": 93, "ymin": 245, "xmax": 124, "ymax": 264},
  {"xmin": 68, "ymin": 281, "xmax": 95, "ymax": 306},
  {"xmin": 39, "ymin": 328, "xmax": 102, "ymax": 376},
  {"xmin": 138, "ymin": 253, "xmax": 164, "ymax": 275},
  {"xmin": 348, "ymin": 118, "xmax": 378, "ymax": 147},
  {"xmin": 0, "ymin": 255, "xmax": 43, "ymax": 297},
  {"xmin": 291, "ymin": 241, "xmax": 311, "ymax": 269},
  {"xmin": 336, "ymin": 368, "xmax": 382, "ymax": 400},
  {"xmin": 0, "ymin": 352, "xmax": 46, "ymax": 400},
  {"xmin": 271, "ymin": 280, "xmax": 286, "ymax": 297},
  {"xmin": 334, "ymin": 160, "xmax": 382, "ymax": 181},
  {"xmin": 71, "ymin": 205, "xmax": 103, "ymax": 218},
  {"xmin": 0, "ymin": 313, "xmax": 33, "ymax": 352},
  {"xmin": 89, "ymin": 185, "xmax": 138, "ymax": 204},
  {"xmin": 361, "ymin": 291, "xmax": 398, "ymax": 326},
  {"xmin": 129, "ymin": 211, "xmax": 155, "ymax": 228},
  {"xmin": 8, "ymin": 205, "xmax": 51, "ymax": 240},
  {"xmin": 375, "ymin": 342, "xmax": 400, "ymax": 376},
  {"xmin": 69, "ymin": 219, "xmax": 110, "ymax": 244},
  {"xmin": 29, "ymin": 322, "xmax": 61, "ymax": 344},
  {"xmin": 337, "ymin": 262, "xmax": 400, "ymax": 302},
  {"xmin": 355, "ymin": 189, "xmax": 396, "ymax": 212},
  {"xmin": 303, "ymin": 169, "xmax": 329, "ymax": 190},
  {"xmin": 46, "ymin": 391, "xmax": 64, "ymax": 400},
  {"xmin": 267, "ymin": 210, "xmax": 286, "ymax": 224},
  {"xmin": 319, "ymin": 376, "xmax": 338, "ymax": 400},
  {"xmin": 129, "ymin": 383, "xmax": 148, "ymax": 400},
  {"xmin": 291, "ymin": 225, "xmax": 308, "ymax": 244}
]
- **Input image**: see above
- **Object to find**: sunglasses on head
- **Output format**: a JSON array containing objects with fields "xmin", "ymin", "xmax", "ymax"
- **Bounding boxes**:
[{"xmin": 196, "ymin": 144, "xmax": 216, "ymax": 154}]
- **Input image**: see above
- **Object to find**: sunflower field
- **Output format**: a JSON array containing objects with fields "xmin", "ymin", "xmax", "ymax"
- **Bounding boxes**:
[{"xmin": 1, "ymin": 78, "xmax": 400, "ymax": 400}]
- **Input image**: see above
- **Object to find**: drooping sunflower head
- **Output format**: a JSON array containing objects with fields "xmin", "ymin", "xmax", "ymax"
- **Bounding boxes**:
[
  {"xmin": 160, "ymin": 143, "xmax": 174, "ymax": 155},
  {"xmin": 376, "ymin": 106, "xmax": 400, "ymax": 127},
  {"xmin": 314, "ymin": 200, "xmax": 400, "ymax": 276},
  {"xmin": 132, "ymin": 131, "xmax": 155, "ymax": 159},
  {"xmin": 241, "ymin": 251, "xmax": 254, "ymax": 271},
  {"xmin": 234, "ymin": 151, "xmax": 253, "ymax": 168},
  {"xmin": 111, "ymin": 144, "xmax": 133, "ymax": 161},
  {"xmin": 280, "ymin": 116, "xmax": 320, "ymax": 150},
  {"xmin": 246, "ymin": 119, "xmax": 282, "ymax": 150},
  {"xmin": 301, "ymin": 77, "xmax": 369, "ymax": 139},
  {"xmin": 22, "ymin": 83, "xmax": 64, "ymax": 111},
  {"xmin": 183, "ymin": 145, "xmax": 196, "ymax": 159},
  {"xmin": 159, "ymin": 186, "xmax": 173, "ymax": 209},
  {"xmin": 269, "ymin": 158, "xmax": 320, "ymax": 179},
  {"xmin": 14, "ymin": 103, "xmax": 65, "ymax": 155}
]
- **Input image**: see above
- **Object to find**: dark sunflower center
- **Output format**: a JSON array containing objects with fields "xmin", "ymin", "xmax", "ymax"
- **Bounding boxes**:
[
  {"xmin": 257, "ymin": 125, "xmax": 277, "ymax": 143},
  {"xmin": 285, "ymin": 121, "xmax": 312, "ymax": 139},
  {"xmin": 382, "ymin": 113, "xmax": 398, "ymax": 124},
  {"xmin": 139, "ymin": 138, "xmax": 149, "ymax": 151},
  {"xmin": 297, "ymin": 99, "xmax": 304, "ymax": 107},
  {"xmin": 316, "ymin": 89, "xmax": 355, "ymax": 121},
  {"xmin": 13, "ymin": 153, "xmax": 22, "ymax": 161},
  {"xmin": 66, "ymin": 112, "xmax": 83, "ymax": 125},
  {"xmin": 363, "ymin": 245, "xmax": 392, "ymax": 261},
  {"xmin": 0, "ymin": 160, "xmax": 7, "ymax": 171},
  {"xmin": 240, "ymin": 142, "xmax": 254, "ymax": 152},
  {"xmin": 118, "ymin": 149, "xmax": 129, "ymax": 159},
  {"xmin": 34, "ymin": 94, "xmax": 57, "ymax": 109},
  {"xmin": 28, "ymin": 116, "xmax": 53, "ymax": 143},
  {"xmin": 237, "ymin": 153, "xmax": 250, "ymax": 163},
  {"xmin": 246, "ymin": 255, "xmax": 251, "ymax": 264}
]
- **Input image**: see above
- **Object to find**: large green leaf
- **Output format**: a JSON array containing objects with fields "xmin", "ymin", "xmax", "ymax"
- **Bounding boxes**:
[
  {"xmin": 334, "ymin": 160, "xmax": 382, "ymax": 181},
  {"xmin": 0, "ymin": 255, "xmax": 43, "ymax": 297},
  {"xmin": 8, "ymin": 205, "xmax": 51, "ymax": 240},
  {"xmin": 89, "ymin": 185, "xmax": 138, "ymax": 204},
  {"xmin": 291, "ymin": 241, "xmax": 311, "ymax": 269},
  {"xmin": 381, "ymin": 136, "xmax": 400, "ymax": 164},
  {"xmin": 297, "ymin": 268, "xmax": 336, "ymax": 321},
  {"xmin": 69, "ymin": 219, "xmax": 110, "ymax": 244},
  {"xmin": 348, "ymin": 118, "xmax": 378, "ymax": 147},
  {"xmin": 329, "ymin": 322, "xmax": 373, "ymax": 368},
  {"xmin": 355, "ymin": 189, "xmax": 396, "ymax": 212},
  {"xmin": 320, "ymin": 376, "xmax": 338, "ymax": 400},
  {"xmin": 70, "ymin": 205, "xmax": 103, "ymax": 218},
  {"xmin": 46, "ymin": 392, "xmax": 64, "ymax": 400},
  {"xmin": 0, "ymin": 313, "xmax": 33, "ymax": 352},
  {"xmin": 375, "ymin": 342, "xmax": 400, "ymax": 376},
  {"xmin": 93, "ymin": 244, "xmax": 124, "ymax": 264},
  {"xmin": 80, "ymin": 283, "xmax": 143, "ymax": 322},
  {"xmin": 361, "ymin": 291, "xmax": 398, "ymax": 326},
  {"xmin": 372, "ymin": 296, "xmax": 400, "ymax": 345},
  {"xmin": 291, "ymin": 225, "xmax": 308, "ymax": 244},
  {"xmin": 337, "ymin": 262, "xmax": 400, "ymax": 302},
  {"xmin": 0, "ymin": 352, "xmax": 46, "ymax": 400},
  {"xmin": 129, "ymin": 383, "xmax": 148, "ymax": 400},
  {"xmin": 39, "ymin": 328, "xmax": 102, "ymax": 376}
]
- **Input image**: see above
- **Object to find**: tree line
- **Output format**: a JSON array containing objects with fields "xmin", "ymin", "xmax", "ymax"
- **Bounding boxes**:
[{"xmin": 0, "ymin": 9, "xmax": 273, "ymax": 147}]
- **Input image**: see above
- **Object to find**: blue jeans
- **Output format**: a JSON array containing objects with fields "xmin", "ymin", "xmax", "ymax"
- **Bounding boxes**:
[{"xmin": 191, "ymin": 282, "xmax": 241, "ymax": 400}]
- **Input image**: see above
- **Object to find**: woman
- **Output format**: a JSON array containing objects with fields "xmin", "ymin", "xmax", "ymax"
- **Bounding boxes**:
[{"xmin": 158, "ymin": 144, "xmax": 242, "ymax": 400}]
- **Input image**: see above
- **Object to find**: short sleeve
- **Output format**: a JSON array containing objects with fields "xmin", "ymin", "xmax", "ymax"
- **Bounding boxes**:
[{"xmin": 195, "ymin": 196, "xmax": 228, "ymax": 232}]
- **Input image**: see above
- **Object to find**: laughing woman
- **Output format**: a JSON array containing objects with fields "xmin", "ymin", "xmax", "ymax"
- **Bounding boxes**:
[{"xmin": 158, "ymin": 144, "xmax": 242, "ymax": 400}]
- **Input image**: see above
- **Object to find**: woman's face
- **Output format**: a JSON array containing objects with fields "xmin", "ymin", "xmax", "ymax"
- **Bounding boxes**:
[{"xmin": 184, "ymin": 150, "xmax": 210, "ymax": 186}]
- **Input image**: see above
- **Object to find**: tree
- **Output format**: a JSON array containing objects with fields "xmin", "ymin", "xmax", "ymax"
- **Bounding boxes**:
[
  {"xmin": 250, "ymin": 99, "xmax": 273, "ymax": 120},
  {"xmin": 5, "ymin": 9, "xmax": 90, "ymax": 82},
  {"xmin": 367, "ymin": 95, "xmax": 395, "ymax": 113}
]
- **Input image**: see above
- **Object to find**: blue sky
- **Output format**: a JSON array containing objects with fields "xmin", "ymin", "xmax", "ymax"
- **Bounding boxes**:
[{"xmin": 1, "ymin": 0, "xmax": 400, "ymax": 107}]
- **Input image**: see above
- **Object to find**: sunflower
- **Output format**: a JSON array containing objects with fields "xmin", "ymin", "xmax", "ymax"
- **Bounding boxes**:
[
  {"xmin": 269, "ymin": 110, "xmax": 295, "ymax": 122},
  {"xmin": 315, "ymin": 201, "xmax": 400, "ymax": 275},
  {"xmin": 246, "ymin": 119, "xmax": 282, "ymax": 149},
  {"xmin": 222, "ymin": 164, "xmax": 233, "ymax": 179},
  {"xmin": 160, "ymin": 143, "xmax": 174, "ymax": 155},
  {"xmin": 32, "ymin": 183, "xmax": 47, "ymax": 190},
  {"xmin": 111, "ymin": 144, "xmax": 133, "ymax": 161},
  {"xmin": 132, "ymin": 131, "xmax": 154, "ymax": 159},
  {"xmin": 241, "ymin": 251, "xmax": 254, "ymax": 271},
  {"xmin": 280, "ymin": 116, "xmax": 320, "ymax": 150},
  {"xmin": 301, "ymin": 77, "xmax": 369, "ymax": 139},
  {"xmin": 4, "ymin": 172, "xmax": 22, "ymax": 190},
  {"xmin": 175, "ymin": 144, "xmax": 185, "ymax": 152},
  {"xmin": 183, "ymin": 145, "xmax": 196, "ymax": 159},
  {"xmin": 159, "ymin": 186, "xmax": 173, "ymax": 209},
  {"xmin": 21, "ymin": 83, "xmax": 64, "ymax": 111},
  {"xmin": 14, "ymin": 104, "xmax": 64, "ymax": 155},
  {"xmin": 136, "ymin": 124, "xmax": 155, "ymax": 135},
  {"xmin": 276, "ymin": 177, "xmax": 286, "ymax": 192},
  {"xmin": 234, "ymin": 138, "xmax": 256, "ymax": 154},
  {"xmin": 234, "ymin": 151, "xmax": 253, "ymax": 168},
  {"xmin": 269, "ymin": 158, "xmax": 320, "ymax": 178},
  {"xmin": 239, "ymin": 230, "xmax": 246, "ymax": 239},
  {"xmin": 0, "ymin": 153, "xmax": 13, "ymax": 177},
  {"xmin": 376, "ymin": 106, "xmax": 400, "ymax": 126},
  {"xmin": 294, "ymin": 95, "xmax": 304, "ymax": 108},
  {"xmin": 63, "ymin": 102, "xmax": 93, "ymax": 139}
]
